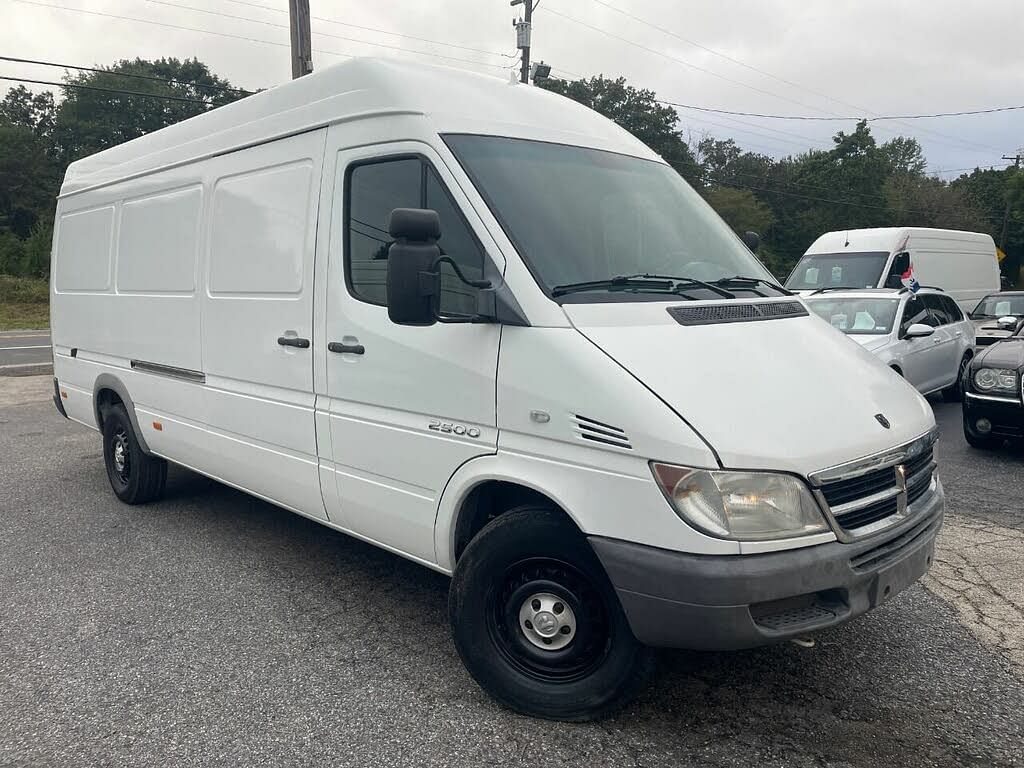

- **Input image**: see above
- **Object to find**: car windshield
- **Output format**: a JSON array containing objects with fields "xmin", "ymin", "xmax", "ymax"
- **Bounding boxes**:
[
  {"xmin": 443, "ymin": 135, "xmax": 777, "ymax": 301},
  {"xmin": 785, "ymin": 252, "xmax": 890, "ymax": 290},
  {"xmin": 971, "ymin": 294, "xmax": 1024, "ymax": 319},
  {"xmin": 805, "ymin": 297, "xmax": 900, "ymax": 335}
]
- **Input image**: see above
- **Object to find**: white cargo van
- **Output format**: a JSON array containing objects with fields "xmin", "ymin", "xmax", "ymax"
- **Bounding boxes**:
[
  {"xmin": 50, "ymin": 58, "xmax": 943, "ymax": 721},
  {"xmin": 785, "ymin": 227, "xmax": 999, "ymax": 312}
]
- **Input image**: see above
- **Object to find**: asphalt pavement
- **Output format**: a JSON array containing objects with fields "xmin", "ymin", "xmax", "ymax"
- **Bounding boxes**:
[
  {"xmin": 0, "ymin": 379, "xmax": 1022, "ymax": 767},
  {"xmin": 0, "ymin": 330, "xmax": 52, "ymax": 377}
]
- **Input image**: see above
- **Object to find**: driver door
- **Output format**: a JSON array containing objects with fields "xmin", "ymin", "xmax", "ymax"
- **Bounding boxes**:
[
  {"xmin": 897, "ymin": 295, "xmax": 943, "ymax": 391},
  {"xmin": 319, "ymin": 138, "xmax": 502, "ymax": 563}
]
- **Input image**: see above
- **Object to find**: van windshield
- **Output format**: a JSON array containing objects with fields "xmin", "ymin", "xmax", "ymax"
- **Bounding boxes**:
[
  {"xmin": 443, "ymin": 135, "xmax": 777, "ymax": 301},
  {"xmin": 785, "ymin": 252, "xmax": 890, "ymax": 290},
  {"xmin": 804, "ymin": 297, "xmax": 900, "ymax": 335}
]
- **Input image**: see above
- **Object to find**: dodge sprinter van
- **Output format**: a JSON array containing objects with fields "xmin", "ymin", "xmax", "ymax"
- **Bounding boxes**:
[
  {"xmin": 785, "ymin": 227, "xmax": 999, "ymax": 312},
  {"xmin": 50, "ymin": 58, "xmax": 943, "ymax": 721}
]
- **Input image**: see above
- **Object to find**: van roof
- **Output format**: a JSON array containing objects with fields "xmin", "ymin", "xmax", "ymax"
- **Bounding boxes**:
[
  {"xmin": 60, "ymin": 57, "xmax": 661, "ymax": 197},
  {"xmin": 804, "ymin": 227, "xmax": 995, "ymax": 255}
]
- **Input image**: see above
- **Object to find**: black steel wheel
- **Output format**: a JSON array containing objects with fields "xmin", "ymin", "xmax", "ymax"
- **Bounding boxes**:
[
  {"xmin": 101, "ymin": 403, "xmax": 167, "ymax": 504},
  {"xmin": 449, "ymin": 506, "xmax": 654, "ymax": 721}
]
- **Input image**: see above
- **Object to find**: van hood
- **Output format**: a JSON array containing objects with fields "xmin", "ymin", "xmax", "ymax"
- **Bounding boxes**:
[{"xmin": 563, "ymin": 301, "xmax": 935, "ymax": 476}]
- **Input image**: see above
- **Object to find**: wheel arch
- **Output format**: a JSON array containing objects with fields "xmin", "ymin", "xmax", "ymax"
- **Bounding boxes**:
[
  {"xmin": 435, "ymin": 456, "xmax": 585, "ymax": 572},
  {"xmin": 93, "ymin": 374, "xmax": 152, "ymax": 454}
]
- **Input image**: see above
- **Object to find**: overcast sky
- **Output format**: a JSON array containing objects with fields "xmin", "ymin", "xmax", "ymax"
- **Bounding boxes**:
[{"xmin": 3, "ymin": 0, "xmax": 1022, "ymax": 174}]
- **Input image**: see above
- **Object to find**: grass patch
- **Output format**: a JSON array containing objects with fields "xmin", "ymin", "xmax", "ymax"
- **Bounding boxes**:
[{"xmin": 0, "ymin": 275, "xmax": 49, "ymax": 330}]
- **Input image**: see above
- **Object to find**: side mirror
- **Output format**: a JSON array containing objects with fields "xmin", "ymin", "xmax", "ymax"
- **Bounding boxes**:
[
  {"xmin": 741, "ymin": 231, "xmax": 760, "ymax": 252},
  {"xmin": 997, "ymin": 315, "xmax": 1019, "ymax": 331},
  {"xmin": 904, "ymin": 323, "xmax": 935, "ymax": 339},
  {"xmin": 886, "ymin": 251, "xmax": 910, "ymax": 288},
  {"xmin": 386, "ymin": 208, "xmax": 442, "ymax": 326}
]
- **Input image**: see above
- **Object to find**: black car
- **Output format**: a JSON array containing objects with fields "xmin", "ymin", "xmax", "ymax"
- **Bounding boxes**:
[{"xmin": 962, "ymin": 326, "xmax": 1024, "ymax": 448}]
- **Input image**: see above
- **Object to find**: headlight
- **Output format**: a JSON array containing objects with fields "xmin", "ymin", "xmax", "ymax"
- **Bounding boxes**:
[
  {"xmin": 651, "ymin": 463, "xmax": 829, "ymax": 541},
  {"xmin": 974, "ymin": 367, "xmax": 1018, "ymax": 393}
]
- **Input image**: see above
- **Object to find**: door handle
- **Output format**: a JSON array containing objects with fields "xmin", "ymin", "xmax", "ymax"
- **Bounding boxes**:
[
  {"xmin": 278, "ymin": 336, "xmax": 310, "ymax": 348},
  {"xmin": 328, "ymin": 341, "xmax": 365, "ymax": 355}
]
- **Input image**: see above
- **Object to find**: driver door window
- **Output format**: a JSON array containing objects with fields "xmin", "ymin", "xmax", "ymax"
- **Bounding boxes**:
[
  {"xmin": 346, "ymin": 157, "xmax": 485, "ymax": 314},
  {"xmin": 900, "ymin": 296, "xmax": 933, "ymax": 335}
]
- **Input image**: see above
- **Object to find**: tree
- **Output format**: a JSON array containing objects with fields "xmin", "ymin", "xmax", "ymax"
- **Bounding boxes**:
[
  {"xmin": 0, "ymin": 85, "xmax": 56, "ymax": 137},
  {"xmin": 53, "ymin": 57, "xmax": 245, "ymax": 163},
  {"xmin": 537, "ymin": 75, "xmax": 700, "ymax": 184},
  {"xmin": 0, "ymin": 124, "xmax": 59, "ymax": 238}
]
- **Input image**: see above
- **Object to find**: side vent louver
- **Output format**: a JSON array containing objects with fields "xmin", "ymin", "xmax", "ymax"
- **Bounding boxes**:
[
  {"xmin": 667, "ymin": 301, "xmax": 807, "ymax": 326},
  {"xmin": 572, "ymin": 414, "xmax": 632, "ymax": 450}
]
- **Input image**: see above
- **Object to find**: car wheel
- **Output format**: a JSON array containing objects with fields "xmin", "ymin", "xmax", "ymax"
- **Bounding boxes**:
[
  {"xmin": 102, "ymin": 403, "xmax": 167, "ymax": 504},
  {"xmin": 943, "ymin": 354, "xmax": 971, "ymax": 402},
  {"xmin": 449, "ymin": 506, "xmax": 655, "ymax": 722}
]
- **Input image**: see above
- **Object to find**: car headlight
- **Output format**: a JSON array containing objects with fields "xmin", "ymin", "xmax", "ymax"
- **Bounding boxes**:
[
  {"xmin": 651, "ymin": 463, "xmax": 829, "ymax": 541},
  {"xmin": 974, "ymin": 367, "xmax": 1018, "ymax": 393}
]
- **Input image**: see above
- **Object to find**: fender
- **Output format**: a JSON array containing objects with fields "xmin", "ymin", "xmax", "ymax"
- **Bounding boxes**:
[
  {"xmin": 431, "ymin": 447, "xmax": 739, "ymax": 572},
  {"xmin": 92, "ymin": 373, "xmax": 153, "ymax": 455},
  {"xmin": 432, "ymin": 452, "xmax": 590, "ymax": 573}
]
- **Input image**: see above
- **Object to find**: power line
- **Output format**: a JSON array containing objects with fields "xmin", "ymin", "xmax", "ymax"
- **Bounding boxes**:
[
  {"xmin": 13, "ymin": 0, "xmax": 312, "ymax": 54},
  {"xmin": 0, "ymin": 55, "xmax": 250, "ymax": 95},
  {"xmin": 543, "ymin": 6, "xmax": 841, "ymax": 117},
  {"xmin": 220, "ymin": 0, "xmax": 518, "ymax": 59},
  {"xmin": 579, "ymin": 0, "xmax": 1004, "ymax": 156},
  {"xmin": 0, "ymin": 75, "xmax": 214, "ymax": 104},
  {"xmin": 140, "ymin": 0, "xmax": 509, "ymax": 70},
  {"xmin": 660, "ymin": 99, "xmax": 1024, "ymax": 123}
]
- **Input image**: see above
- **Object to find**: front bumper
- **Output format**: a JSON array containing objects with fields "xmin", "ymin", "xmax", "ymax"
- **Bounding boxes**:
[
  {"xmin": 590, "ymin": 480, "xmax": 944, "ymax": 650},
  {"xmin": 964, "ymin": 393, "xmax": 1024, "ymax": 439}
]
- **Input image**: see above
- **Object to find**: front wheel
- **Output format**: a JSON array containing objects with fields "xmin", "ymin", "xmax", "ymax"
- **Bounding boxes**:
[{"xmin": 449, "ymin": 507, "xmax": 654, "ymax": 721}]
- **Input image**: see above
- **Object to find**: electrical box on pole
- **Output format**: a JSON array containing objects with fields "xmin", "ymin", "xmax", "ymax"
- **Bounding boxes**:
[{"xmin": 511, "ymin": 0, "xmax": 532, "ymax": 84}]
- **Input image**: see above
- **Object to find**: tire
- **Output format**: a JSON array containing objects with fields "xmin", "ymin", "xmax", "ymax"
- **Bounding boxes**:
[
  {"xmin": 101, "ymin": 403, "xmax": 167, "ymax": 504},
  {"xmin": 943, "ymin": 354, "xmax": 971, "ymax": 402},
  {"xmin": 449, "ymin": 506, "xmax": 655, "ymax": 722}
]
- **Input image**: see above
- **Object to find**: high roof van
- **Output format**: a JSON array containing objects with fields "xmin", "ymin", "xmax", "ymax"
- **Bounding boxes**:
[
  {"xmin": 785, "ymin": 227, "xmax": 999, "ymax": 312},
  {"xmin": 50, "ymin": 58, "xmax": 943, "ymax": 721}
]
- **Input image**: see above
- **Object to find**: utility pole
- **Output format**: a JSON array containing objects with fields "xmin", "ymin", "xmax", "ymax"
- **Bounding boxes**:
[
  {"xmin": 288, "ymin": 0, "xmax": 313, "ymax": 79},
  {"xmin": 1000, "ymin": 152, "xmax": 1022, "ymax": 251},
  {"xmin": 511, "ymin": 0, "xmax": 533, "ymax": 84}
]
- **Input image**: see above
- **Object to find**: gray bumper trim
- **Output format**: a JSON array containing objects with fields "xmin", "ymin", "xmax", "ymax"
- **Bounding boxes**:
[{"xmin": 590, "ymin": 481, "xmax": 944, "ymax": 650}]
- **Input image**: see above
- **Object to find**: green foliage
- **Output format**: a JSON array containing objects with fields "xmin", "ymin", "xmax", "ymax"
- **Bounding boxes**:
[
  {"xmin": 0, "ymin": 274, "xmax": 49, "ymax": 331},
  {"xmin": 0, "ymin": 57, "xmax": 246, "ymax": 278},
  {"xmin": 537, "ymin": 75, "xmax": 700, "ymax": 185}
]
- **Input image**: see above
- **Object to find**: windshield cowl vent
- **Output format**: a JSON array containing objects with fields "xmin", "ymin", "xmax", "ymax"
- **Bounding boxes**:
[
  {"xmin": 572, "ymin": 415, "xmax": 632, "ymax": 450},
  {"xmin": 667, "ymin": 301, "xmax": 808, "ymax": 326}
]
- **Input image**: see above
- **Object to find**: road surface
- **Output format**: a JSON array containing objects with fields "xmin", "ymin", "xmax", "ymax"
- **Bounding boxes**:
[
  {"xmin": 0, "ymin": 330, "xmax": 51, "ymax": 376},
  {"xmin": 0, "ymin": 379, "xmax": 1021, "ymax": 767}
]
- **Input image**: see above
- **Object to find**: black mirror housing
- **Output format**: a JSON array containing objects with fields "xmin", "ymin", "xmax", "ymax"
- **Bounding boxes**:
[
  {"xmin": 741, "ymin": 231, "xmax": 760, "ymax": 252},
  {"xmin": 386, "ymin": 208, "xmax": 441, "ymax": 326}
]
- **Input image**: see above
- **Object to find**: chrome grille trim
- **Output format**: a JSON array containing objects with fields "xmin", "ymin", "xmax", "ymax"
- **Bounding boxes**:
[
  {"xmin": 809, "ymin": 429, "xmax": 939, "ymax": 542},
  {"xmin": 808, "ymin": 429, "xmax": 937, "ymax": 486}
]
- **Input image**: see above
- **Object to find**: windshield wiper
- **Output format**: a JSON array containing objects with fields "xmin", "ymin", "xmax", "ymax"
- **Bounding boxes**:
[
  {"xmin": 712, "ymin": 275, "xmax": 791, "ymax": 296},
  {"xmin": 617, "ymin": 273, "xmax": 737, "ymax": 299},
  {"xmin": 551, "ymin": 273, "xmax": 736, "ymax": 299}
]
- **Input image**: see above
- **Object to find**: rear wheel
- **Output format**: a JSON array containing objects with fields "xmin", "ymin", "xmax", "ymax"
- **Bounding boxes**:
[
  {"xmin": 102, "ymin": 403, "xmax": 167, "ymax": 504},
  {"xmin": 449, "ymin": 507, "xmax": 654, "ymax": 721},
  {"xmin": 943, "ymin": 353, "xmax": 971, "ymax": 402}
]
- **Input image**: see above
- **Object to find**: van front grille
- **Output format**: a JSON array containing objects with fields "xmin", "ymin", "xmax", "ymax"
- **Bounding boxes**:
[{"xmin": 811, "ymin": 436, "xmax": 937, "ymax": 537}]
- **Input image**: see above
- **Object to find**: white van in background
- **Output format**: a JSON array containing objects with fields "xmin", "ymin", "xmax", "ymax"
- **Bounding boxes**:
[
  {"xmin": 785, "ymin": 227, "xmax": 999, "ymax": 312},
  {"xmin": 50, "ymin": 58, "xmax": 943, "ymax": 722}
]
